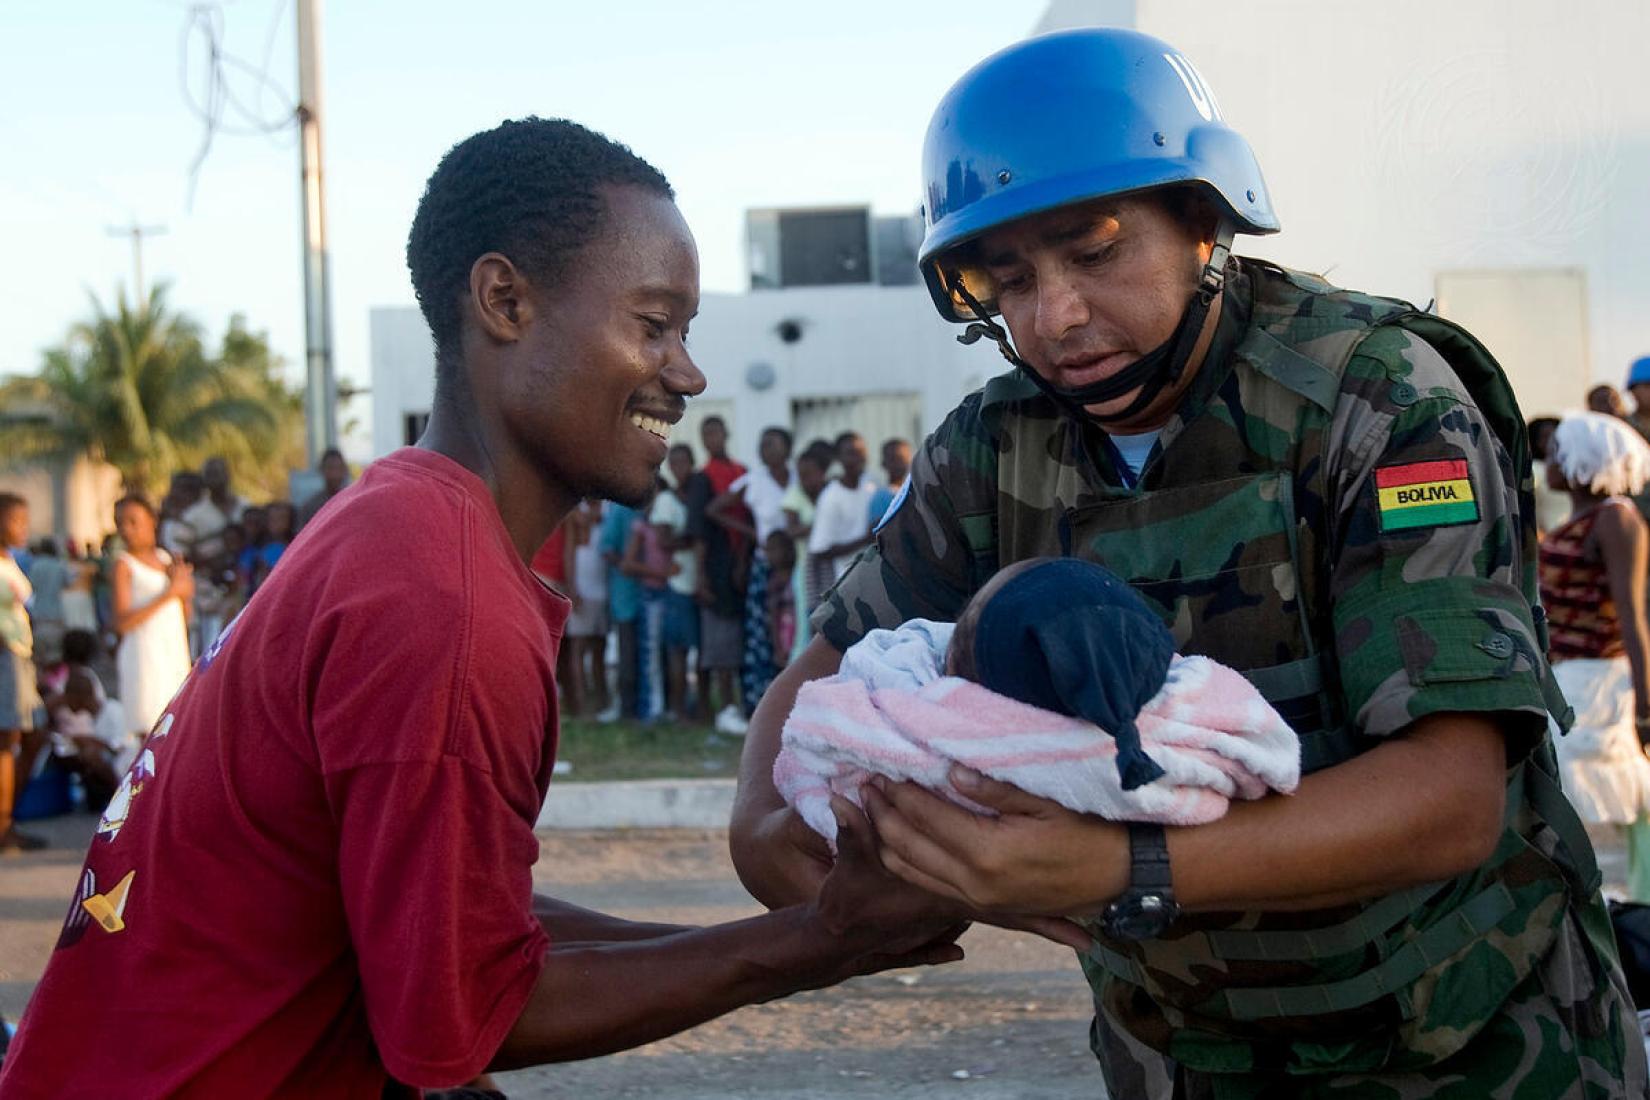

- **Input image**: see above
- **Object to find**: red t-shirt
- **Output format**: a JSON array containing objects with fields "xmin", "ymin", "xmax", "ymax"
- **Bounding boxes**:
[
  {"xmin": 702, "ymin": 455, "xmax": 747, "ymax": 498},
  {"xmin": 532, "ymin": 524, "xmax": 567, "ymax": 587},
  {"xmin": 1, "ymin": 449, "xmax": 569, "ymax": 1098}
]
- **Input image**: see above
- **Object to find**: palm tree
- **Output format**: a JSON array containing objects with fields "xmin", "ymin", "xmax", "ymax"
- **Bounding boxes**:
[{"xmin": 0, "ymin": 286, "xmax": 290, "ymax": 497}]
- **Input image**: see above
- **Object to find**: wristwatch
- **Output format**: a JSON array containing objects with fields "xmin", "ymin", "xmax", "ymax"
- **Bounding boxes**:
[{"xmin": 1100, "ymin": 822, "xmax": 1180, "ymax": 941}]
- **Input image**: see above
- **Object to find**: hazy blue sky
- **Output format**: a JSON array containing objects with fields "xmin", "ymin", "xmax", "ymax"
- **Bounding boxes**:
[{"xmin": 1, "ymin": 1, "xmax": 1036, "ymax": 439}]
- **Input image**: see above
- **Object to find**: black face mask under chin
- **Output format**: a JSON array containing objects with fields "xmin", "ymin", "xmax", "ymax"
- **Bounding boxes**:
[{"xmin": 952, "ymin": 228, "xmax": 1234, "ymax": 426}]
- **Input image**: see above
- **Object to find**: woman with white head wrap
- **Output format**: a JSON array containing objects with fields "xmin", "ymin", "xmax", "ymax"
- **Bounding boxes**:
[{"xmin": 1541, "ymin": 411, "xmax": 1650, "ymax": 898}]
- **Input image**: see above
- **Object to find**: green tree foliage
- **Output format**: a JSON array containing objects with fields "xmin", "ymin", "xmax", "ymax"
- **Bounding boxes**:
[{"xmin": 0, "ymin": 286, "xmax": 302, "ymax": 500}]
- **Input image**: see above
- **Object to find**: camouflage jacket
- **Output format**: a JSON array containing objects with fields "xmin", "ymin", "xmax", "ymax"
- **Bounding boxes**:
[{"xmin": 816, "ymin": 260, "xmax": 1642, "ymax": 1095}]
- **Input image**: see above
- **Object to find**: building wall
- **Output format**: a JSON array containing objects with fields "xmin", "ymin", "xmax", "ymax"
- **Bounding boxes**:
[
  {"xmin": 0, "ymin": 455, "xmax": 123, "ymax": 550},
  {"xmin": 370, "ymin": 285, "xmax": 997, "ymax": 468},
  {"xmin": 1109, "ymin": 0, "xmax": 1649, "ymax": 410}
]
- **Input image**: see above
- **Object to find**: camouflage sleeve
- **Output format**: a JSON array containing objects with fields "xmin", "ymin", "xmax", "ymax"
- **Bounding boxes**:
[
  {"xmin": 811, "ymin": 392, "xmax": 1001, "ymax": 651},
  {"xmin": 1325, "ymin": 326, "xmax": 1550, "ymax": 740}
]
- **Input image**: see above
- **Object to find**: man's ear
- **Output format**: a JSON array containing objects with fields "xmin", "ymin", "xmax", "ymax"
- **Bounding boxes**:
[{"xmin": 468, "ymin": 252, "xmax": 535, "ymax": 344}]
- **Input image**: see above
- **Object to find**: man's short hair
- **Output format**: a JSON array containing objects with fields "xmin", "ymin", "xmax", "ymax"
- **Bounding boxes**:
[
  {"xmin": 406, "ymin": 117, "xmax": 673, "ymax": 375},
  {"xmin": 318, "ymin": 447, "xmax": 344, "ymax": 465},
  {"xmin": 0, "ymin": 492, "xmax": 25, "ymax": 521}
]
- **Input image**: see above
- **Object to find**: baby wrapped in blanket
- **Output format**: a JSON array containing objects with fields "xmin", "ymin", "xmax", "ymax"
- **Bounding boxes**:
[{"xmin": 775, "ymin": 558, "xmax": 1300, "ymax": 847}]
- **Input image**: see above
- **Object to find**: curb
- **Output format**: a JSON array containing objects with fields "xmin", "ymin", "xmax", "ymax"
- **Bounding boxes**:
[{"xmin": 536, "ymin": 778, "xmax": 737, "ymax": 830}]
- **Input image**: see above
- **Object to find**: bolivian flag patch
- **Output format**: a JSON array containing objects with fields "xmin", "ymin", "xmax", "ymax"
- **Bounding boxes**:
[{"xmin": 1376, "ymin": 459, "xmax": 1478, "ymax": 531}]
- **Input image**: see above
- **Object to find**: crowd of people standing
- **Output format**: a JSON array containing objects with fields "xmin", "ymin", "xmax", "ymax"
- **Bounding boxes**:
[
  {"xmin": 0, "ymin": 448, "xmax": 354, "ymax": 843},
  {"xmin": 537, "ymin": 415, "xmax": 910, "ymax": 731}
]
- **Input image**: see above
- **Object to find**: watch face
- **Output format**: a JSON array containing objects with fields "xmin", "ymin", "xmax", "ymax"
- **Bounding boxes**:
[{"xmin": 1107, "ymin": 894, "xmax": 1180, "ymax": 940}]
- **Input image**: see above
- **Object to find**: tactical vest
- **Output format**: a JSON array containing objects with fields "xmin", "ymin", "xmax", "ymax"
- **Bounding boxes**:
[{"xmin": 975, "ymin": 260, "xmax": 1598, "ymax": 1076}]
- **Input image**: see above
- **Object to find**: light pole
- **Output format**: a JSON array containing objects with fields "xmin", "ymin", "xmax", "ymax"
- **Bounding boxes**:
[
  {"xmin": 106, "ymin": 222, "xmax": 167, "ymax": 305},
  {"xmin": 296, "ymin": 0, "xmax": 336, "ymax": 463}
]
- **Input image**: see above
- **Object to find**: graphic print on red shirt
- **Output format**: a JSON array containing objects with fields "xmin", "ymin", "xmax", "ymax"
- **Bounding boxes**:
[{"xmin": 0, "ymin": 449, "xmax": 570, "ymax": 1099}]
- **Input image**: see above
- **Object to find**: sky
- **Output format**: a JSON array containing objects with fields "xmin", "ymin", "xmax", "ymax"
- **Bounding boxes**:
[{"xmin": 0, "ymin": 1, "xmax": 1041, "ymax": 452}]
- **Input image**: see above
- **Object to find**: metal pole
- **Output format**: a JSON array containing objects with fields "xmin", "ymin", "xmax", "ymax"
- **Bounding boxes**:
[
  {"xmin": 296, "ymin": 0, "xmax": 336, "ymax": 462},
  {"xmin": 106, "ymin": 223, "xmax": 167, "ymax": 306}
]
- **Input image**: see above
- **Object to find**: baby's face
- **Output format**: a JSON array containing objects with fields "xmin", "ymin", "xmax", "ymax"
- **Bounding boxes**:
[{"xmin": 948, "ymin": 557, "xmax": 1050, "ymax": 681}]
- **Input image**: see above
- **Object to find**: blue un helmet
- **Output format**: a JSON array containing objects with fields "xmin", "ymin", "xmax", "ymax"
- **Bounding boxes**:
[
  {"xmin": 1628, "ymin": 356, "xmax": 1650, "ymax": 390},
  {"xmin": 918, "ymin": 29, "xmax": 1278, "ymax": 422}
]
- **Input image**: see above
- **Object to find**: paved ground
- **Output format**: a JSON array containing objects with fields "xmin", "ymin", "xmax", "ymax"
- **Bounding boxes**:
[
  {"xmin": 0, "ymin": 814, "xmax": 1631, "ymax": 1098},
  {"xmin": 0, "ymin": 815, "xmax": 1104, "ymax": 1098}
]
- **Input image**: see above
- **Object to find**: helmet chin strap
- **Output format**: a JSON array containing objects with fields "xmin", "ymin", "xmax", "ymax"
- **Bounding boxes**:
[{"xmin": 954, "ymin": 226, "xmax": 1234, "ymax": 428}]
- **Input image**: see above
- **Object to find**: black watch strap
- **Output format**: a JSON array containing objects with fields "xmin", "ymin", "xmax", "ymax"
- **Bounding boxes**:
[{"xmin": 1128, "ymin": 822, "xmax": 1173, "ymax": 896}]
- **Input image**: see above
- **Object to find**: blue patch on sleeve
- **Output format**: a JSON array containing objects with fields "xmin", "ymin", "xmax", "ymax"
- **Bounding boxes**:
[{"xmin": 873, "ymin": 478, "xmax": 912, "ymax": 534}]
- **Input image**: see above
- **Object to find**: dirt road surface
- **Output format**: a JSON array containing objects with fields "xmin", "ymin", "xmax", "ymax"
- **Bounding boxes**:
[{"xmin": 0, "ymin": 818, "xmax": 1105, "ymax": 1098}]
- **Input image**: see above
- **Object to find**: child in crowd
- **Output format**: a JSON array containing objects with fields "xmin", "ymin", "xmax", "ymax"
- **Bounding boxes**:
[
  {"xmin": 775, "ymin": 557, "xmax": 1300, "ymax": 847},
  {"xmin": 563, "ymin": 500, "xmax": 611, "ymax": 718},
  {"xmin": 764, "ymin": 531, "xmax": 798, "ymax": 672},
  {"xmin": 45, "ymin": 665, "xmax": 131, "ymax": 811},
  {"xmin": 247, "ymin": 502, "xmax": 295, "ymax": 593}
]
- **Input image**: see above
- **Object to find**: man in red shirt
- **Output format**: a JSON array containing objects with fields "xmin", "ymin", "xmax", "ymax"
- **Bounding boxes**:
[{"xmin": 0, "ymin": 118, "xmax": 961, "ymax": 1099}]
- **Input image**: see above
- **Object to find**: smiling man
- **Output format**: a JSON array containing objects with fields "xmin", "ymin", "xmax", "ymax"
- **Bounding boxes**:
[
  {"xmin": 731, "ymin": 29, "xmax": 1646, "ymax": 1098},
  {"xmin": 0, "ymin": 118, "xmax": 963, "ymax": 1099}
]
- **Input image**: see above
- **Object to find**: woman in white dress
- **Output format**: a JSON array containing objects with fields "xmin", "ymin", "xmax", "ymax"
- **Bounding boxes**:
[{"xmin": 111, "ymin": 495, "xmax": 194, "ymax": 737}]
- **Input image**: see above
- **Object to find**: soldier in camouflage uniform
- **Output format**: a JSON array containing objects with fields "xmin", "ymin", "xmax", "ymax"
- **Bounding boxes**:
[{"xmin": 730, "ymin": 28, "xmax": 1648, "ymax": 1099}]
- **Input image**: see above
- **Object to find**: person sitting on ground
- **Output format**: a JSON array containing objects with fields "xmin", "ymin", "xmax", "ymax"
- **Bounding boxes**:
[{"xmin": 45, "ymin": 668, "xmax": 131, "ymax": 811}]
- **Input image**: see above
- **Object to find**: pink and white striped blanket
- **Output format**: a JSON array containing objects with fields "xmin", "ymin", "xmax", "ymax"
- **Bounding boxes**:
[{"xmin": 776, "ymin": 634, "xmax": 1300, "ymax": 847}]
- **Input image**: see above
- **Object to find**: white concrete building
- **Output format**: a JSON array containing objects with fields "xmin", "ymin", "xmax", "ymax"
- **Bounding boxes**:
[
  {"xmin": 371, "ymin": 286, "xmax": 991, "ymax": 466},
  {"xmin": 373, "ymin": 0, "xmax": 1649, "ymax": 465}
]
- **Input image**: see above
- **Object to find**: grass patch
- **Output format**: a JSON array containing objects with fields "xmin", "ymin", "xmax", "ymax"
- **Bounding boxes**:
[{"xmin": 554, "ymin": 717, "xmax": 744, "ymax": 782}]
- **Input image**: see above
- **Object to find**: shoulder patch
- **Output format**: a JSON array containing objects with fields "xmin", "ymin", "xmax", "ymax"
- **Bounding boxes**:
[
  {"xmin": 874, "ymin": 478, "xmax": 911, "ymax": 534},
  {"xmin": 1375, "ymin": 459, "xmax": 1478, "ymax": 531}
]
